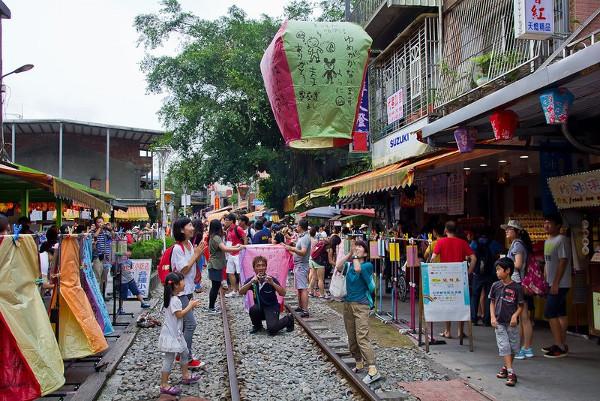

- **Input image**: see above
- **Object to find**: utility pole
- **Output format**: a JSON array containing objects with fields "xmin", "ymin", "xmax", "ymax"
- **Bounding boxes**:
[{"xmin": 344, "ymin": 0, "xmax": 350, "ymax": 22}]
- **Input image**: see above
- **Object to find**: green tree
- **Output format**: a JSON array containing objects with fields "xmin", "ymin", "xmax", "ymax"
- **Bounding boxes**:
[{"xmin": 136, "ymin": 0, "xmax": 363, "ymax": 210}]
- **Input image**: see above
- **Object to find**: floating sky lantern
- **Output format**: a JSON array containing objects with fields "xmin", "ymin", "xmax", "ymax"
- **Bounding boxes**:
[
  {"xmin": 490, "ymin": 110, "xmax": 519, "ymax": 141},
  {"xmin": 539, "ymin": 88, "xmax": 574, "ymax": 125},
  {"xmin": 261, "ymin": 20, "xmax": 372, "ymax": 149}
]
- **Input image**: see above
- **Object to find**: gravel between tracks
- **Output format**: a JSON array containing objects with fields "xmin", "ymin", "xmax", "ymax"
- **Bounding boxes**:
[
  {"xmin": 98, "ymin": 282, "xmax": 229, "ymax": 401},
  {"xmin": 225, "ymin": 292, "xmax": 365, "ymax": 401}
]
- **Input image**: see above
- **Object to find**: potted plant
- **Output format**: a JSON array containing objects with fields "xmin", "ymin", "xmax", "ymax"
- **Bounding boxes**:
[{"xmin": 471, "ymin": 52, "xmax": 493, "ymax": 86}]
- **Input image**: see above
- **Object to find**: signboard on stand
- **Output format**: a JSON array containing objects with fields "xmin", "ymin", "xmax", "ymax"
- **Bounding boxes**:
[
  {"xmin": 420, "ymin": 262, "xmax": 473, "ymax": 351},
  {"xmin": 127, "ymin": 259, "xmax": 152, "ymax": 299}
]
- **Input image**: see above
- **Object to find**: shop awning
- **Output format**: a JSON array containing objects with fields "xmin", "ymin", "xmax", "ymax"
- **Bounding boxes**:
[
  {"xmin": 340, "ymin": 208, "xmax": 375, "ymax": 217},
  {"xmin": 298, "ymin": 206, "xmax": 341, "ymax": 219},
  {"xmin": 338, "ymin": 148, "xmax": 501, "ymax": 197},
  {"xmin": 114, "ymin": 206, "xmax": 149, "ymax": 221},
  {"xmin": 206, "ymin": 206, "xmax": 233, "ymax": 221},
  {"xmin": 0, "ymin": 163, "xmax": 112, "ymax": 213},
  {"xmin": 295, "ymin": 163, "xmax": 406, "ymax": 209}
]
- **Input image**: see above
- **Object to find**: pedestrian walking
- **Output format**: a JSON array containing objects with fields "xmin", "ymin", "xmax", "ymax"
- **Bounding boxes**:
[
  {"xmin": 502, "ymin": 220, "xmax": 536, "ymax": 359},
  {"xmin": 489, "ymin": 257, "xmax": 524, "ymax": 387},
  {"xmin": 171, "ymin": 217, "xmax": 206, "ymax": 369},
  {"xmin": 223, "ymin": 213, "xmax": 247, "ymax": 298},
  {"xmin": 285, "ymin": 219, "xmax": 311, "ymax": 317},
  {"xmin": 541, "ymin": 214, "xmax": 572, "ymax": 358},
  {"xmin": 158, "ymin": 272, "xmax": 201, "ymax": 396},
  {"xmin": 335, "ymin": 239, "xmax": 381, "ymax": 384},
  {"xmin": 206, "ymin": 219, "xmax": 243, "ymax": 314}
]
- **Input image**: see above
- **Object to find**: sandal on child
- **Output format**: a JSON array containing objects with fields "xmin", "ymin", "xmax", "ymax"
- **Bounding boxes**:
[
  {"xmin": 181, "ymin": 373, "xmax": 201, "ymax": 385},
  {"xmin": 160, "ymin": 386, "xmax": 181, "ymax": 395},
  {"xmin": 438, "ymin": 332, "xmax": 452, "ymax": 339}
]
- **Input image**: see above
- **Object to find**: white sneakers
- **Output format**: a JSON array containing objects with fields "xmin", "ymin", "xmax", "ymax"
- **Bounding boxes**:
[
  {"xmin": 362, "ymin": 366, "xmax": 382, "ymax": 385},
  {"xmin": 224, "ymin": 291, "xmax": 240, "ymax": 298}
]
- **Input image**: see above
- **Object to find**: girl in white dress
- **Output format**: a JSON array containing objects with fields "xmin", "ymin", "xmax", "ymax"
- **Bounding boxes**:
[{"xmin": 158, "ymin": 272, "xmax": 201, "ymax": 396}]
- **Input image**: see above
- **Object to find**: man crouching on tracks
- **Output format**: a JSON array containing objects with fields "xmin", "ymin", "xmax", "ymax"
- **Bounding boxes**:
[{"xmin": 239, "ymin": 256, "xmax": 294, "ymax": 335}]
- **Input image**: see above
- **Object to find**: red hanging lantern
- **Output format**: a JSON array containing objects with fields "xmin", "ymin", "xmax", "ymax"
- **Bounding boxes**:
[
  {"xmin": 489, "ymin": 110, "xmax": 519, "ymax": 141},
  {"xmin": 453, "ymin": 127, "xmax": 477, "ymax": 153}
]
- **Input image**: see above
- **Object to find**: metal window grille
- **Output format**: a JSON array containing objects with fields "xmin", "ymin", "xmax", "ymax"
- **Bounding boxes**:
[
  {"xmin": 369, "ymin": 16, "xmax": 439, "ymax": 142},
  {"xmin": 435, "ymin": 0, "xmax": 570, "ymax": 109}
]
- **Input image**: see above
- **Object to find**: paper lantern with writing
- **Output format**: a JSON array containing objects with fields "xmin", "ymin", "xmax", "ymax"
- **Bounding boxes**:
[
  {"xmin": 490, "ymin": 110, "xmax": 519, "ymax": 141},
  {"xmin": 539, "ymin": 88, "xmax": 574, "ymax": 125},
  {"xmin": 453, "ymin": 127, "xmax": 477, "ymax": 153},
  {"xmin": 261, "ymin": 20, "xmax": 372, "ymax": 149}
]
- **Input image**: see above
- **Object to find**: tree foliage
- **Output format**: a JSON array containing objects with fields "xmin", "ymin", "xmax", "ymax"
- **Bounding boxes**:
[{"xmin": 136, "ymin": 0, "xmax": 364, "ymax": 209}]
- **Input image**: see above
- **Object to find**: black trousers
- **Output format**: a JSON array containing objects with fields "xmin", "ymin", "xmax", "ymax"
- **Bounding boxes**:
[
  {"xmin": 470, "ymin": 274, "xmax": 492, "ymax": 324},
  {"xmin": 249, "ymin": 304, "xmax": 290, "ymax": 335}
]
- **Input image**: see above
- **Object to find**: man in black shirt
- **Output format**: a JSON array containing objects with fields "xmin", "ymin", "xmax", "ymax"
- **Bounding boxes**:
[{"xmin": 239, "ymin": 256, "xmax": 294, "ymax": 335}]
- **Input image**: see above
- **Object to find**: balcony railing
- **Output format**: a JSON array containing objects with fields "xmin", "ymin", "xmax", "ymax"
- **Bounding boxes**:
[
  {"xmin": 434, "ymin": 0, "xmax": 571, "ymax": 111},
  {"xmin": 369, "ymin": 16, "xmax": 439, "ymax": 142},
  {"xmin": 351, "ymin": 0, "xmax": 386, "ymax": 27}
]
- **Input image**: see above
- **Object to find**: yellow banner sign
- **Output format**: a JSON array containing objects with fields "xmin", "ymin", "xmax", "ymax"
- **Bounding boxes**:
[{"xmin": 548, "ymin": 170, "xmax": 600, "ymax": 209}]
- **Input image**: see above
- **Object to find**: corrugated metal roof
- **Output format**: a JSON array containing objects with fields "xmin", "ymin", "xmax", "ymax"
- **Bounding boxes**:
[
  {"xmin": 3, "ymin": 119, "xmax": 164, "ymax": 150},
  {"xmin": 390, "ymin": 0, "xmax": 440, "ymax": 6}
]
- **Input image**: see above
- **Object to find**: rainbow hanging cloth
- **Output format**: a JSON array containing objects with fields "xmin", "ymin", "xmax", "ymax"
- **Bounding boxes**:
[
  {"xmin": 51, "ymin": 236, "xmax": 108, "ymax": 359},
  {"xmin": 80, "ymin": 237, "xmax": 114, "ymax": 335},
  {"xmin": 238, "ymin": 245, "xmax": 292, "ymax": 311},
  {"xmin": 0, "ymin": 236, "xmax": 65, "ymax": 400}
]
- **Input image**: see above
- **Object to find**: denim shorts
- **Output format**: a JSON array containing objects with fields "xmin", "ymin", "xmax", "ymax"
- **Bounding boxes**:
[
  {"xmin": 495, "ymin": 324, "xmax": 520, "ymax": 356},
  {"xmin": 544, "ymin": 288, "xmax": 569, "ymax": 319},
  {"xmin": 120, "ymin": 279, "xmax": 140, "ymax": 298}
]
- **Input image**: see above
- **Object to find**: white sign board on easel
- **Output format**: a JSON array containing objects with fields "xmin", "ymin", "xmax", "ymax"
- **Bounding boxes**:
[{"xmin": 421, "ymin": 262, "xmax": 470, "ymax": 322}]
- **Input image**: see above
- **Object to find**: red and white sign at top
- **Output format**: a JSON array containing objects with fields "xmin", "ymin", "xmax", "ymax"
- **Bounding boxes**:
[{"xmin": 514, "ymin": 0, "xmax": 554, "ymax": 40}]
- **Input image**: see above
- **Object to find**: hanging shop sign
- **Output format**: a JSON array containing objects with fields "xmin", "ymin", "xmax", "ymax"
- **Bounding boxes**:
[
  {"xmin": 386, "ymin": 88, "xmax": 404, "ymax": 124},
  {"xmin": 447, "ymin": 170, "xmax": 465, "ymax": 215},
  {"xmin": 514, "ymin": 0, "xmax": 554, "ymax": 40},
  {"xmin": 350, "ymin": 75, "xmax": 370, "ymax": 153},
  {"xmin": 127, "ymin": 259, "xmax": 152, "ymax": 299},
  {"xmin": 261, "ymin": 20, "xmax": 372, "ymax": 149},
  {"xmin": 424, "ymin": 173, "xmax": 448, "ymax": 214},
  {"xmin": 547, "ymin": 170, "xmax": 600, "ymax": 209},
  {"xmin": 372, "ymin": 118, "xmax": 432, "ymax": 168},
  {"xmin": 421, "ymin": 262, "xmax": 470, "ymax": 322}
]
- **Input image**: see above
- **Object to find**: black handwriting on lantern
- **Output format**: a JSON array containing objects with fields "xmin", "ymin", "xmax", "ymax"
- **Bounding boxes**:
[
  {"xmin": 298, "ymin": 61, "xmax": 306, "ymax": 84},
  {"xmin": 307, "ymin": 37, "xmax": 323, "ymax": 63},
  {"xmin": 323, "ymin": 58, "xmax": 339, "ymax": 84},
  {"xmin": 309, "ymin": 66, "xmax": 317, "ymax": 86}
]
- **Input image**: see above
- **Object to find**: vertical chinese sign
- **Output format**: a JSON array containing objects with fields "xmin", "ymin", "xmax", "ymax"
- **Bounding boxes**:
[
  {"xmin": 350, "ymin": 75, "xmax": 370, "ymax": 153},
  {"xmin": 514, "ymin": 0, "xmax": 554, "ymax": 40},
  {"xmin": 128, "ymin": 259, "xmax": 152, "ymax": 298},
  {"xmin": 386, "ymin": 89, "xmax": 404, "ymax": 125}
]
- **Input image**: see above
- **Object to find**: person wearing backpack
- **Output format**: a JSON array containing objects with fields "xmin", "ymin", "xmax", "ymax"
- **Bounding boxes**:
[
  {"xmin": 309, "ymin": 237, "xmax": 332, "ymax": 299},
  {"xmin": 502, "ymin": 219, "xmax": 535, "ymax": 359},
  {"xmin": 471, "ymin": 232, "xmax": 497, "ymax": 327},
  {"xmin": 170, "ymin": 217, "xmax": 206, "ymax": 369}
]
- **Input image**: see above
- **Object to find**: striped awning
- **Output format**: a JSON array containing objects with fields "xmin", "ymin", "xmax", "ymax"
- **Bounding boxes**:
[
  {"xmin": 206, "ymin": 206, "xmax": 233, "ymax": 222},
  {"xmin": 52, "ymin": 179, "xmax": 111, "ymax": 213},
  {"xmin": 114, "ymin": 206, "xmax": 149, "ymax": 221},
  {"xmin": 338, "ymin": 148, "xmax": 503, "ymax": 197}
]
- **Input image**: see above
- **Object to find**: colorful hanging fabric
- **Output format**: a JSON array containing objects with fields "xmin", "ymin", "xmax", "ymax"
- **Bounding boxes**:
[
  {"xmin": 80, "ymin": 237, "xmax": 114, "ymax": 335},
  {"xmin": 369, "ymin": 241, "xmax": 379, "ymax": 259},
  {"xmin": 0, "ymin": 236, "xmax": 65, "ymax": 400},
  {"xmin": 389, "ymin": 242, "xmax": 401, "ymax": 262},
  {"xmin": 377, "ymin": 239, "xmax": 386, "ymax": 258},
  {"xmin": 52, "ymin": 237, "xmax": 108, "ymax": 359},
  {"xmin": 406, "ymin": 244, "xmax": 418, "ymax": 267}
]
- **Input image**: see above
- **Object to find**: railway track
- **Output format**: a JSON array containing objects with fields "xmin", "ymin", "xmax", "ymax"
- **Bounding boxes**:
[{"xmin": 220, "ymin": 291, "xmax": 408, "ymax": 401}]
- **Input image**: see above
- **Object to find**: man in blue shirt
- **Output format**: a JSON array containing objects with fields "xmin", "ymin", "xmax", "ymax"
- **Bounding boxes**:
[{"xmin": 251, "ymin": 220, "xmax": 271, "ymax": 244}]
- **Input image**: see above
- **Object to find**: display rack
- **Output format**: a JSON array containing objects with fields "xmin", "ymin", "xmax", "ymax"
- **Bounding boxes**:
[{"xmin": 510, "ymin": 213, "xmax": 546, "ymax": 241}]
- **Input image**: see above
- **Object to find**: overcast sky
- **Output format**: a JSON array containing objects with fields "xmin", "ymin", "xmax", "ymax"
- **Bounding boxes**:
[{"xmin": 3, "ymin": 0, "xmax": 287, "ymax": 131}]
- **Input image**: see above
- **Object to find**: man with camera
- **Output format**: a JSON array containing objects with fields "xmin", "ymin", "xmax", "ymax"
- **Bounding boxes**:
[
  {"xmin": 92, "ymin": 217, "xmax": 114, "ymax": 298},
  {"xmin": 239, "ymin": 256, "xmax": 294, "ymax": 335}
]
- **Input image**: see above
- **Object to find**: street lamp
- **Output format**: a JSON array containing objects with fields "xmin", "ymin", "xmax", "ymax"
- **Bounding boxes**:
[
  {"xmin": 154, "ymin": 146, "xmax": 171, "ymax": 251},
  {"xmin": 1, "ymin": 63, "xmax": 34, "ymax": 79}
]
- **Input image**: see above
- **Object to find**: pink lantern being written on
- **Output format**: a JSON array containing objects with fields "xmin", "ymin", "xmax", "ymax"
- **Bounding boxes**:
[
  {"xmin": 539, "ymin": 88, "xmax": 574, "ymax": 125},
  {"xmin": 453, "ymin": 126, "xmax": 477, "ymax": 153},
  {"xmin": 490, "ymin": 110, "xmax": 519, "ymax": 141}
]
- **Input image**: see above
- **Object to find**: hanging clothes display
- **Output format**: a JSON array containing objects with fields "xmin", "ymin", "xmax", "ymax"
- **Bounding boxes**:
[
  {"xmin": 0, "ymin": 236, "xmax": 65, "ymax": 400},
  {"xmin": 51, "ymin": 236, "xmax": 108, "ymax": 359},
  {"xmin": 80, "ymin": 237, "xmax": 114, "ymax": 335}
]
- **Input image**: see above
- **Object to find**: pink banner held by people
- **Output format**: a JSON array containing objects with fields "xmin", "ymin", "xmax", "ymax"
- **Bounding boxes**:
[{"xmin": 239, "ymin": 245, "xmax": 293, "ymax": 311}]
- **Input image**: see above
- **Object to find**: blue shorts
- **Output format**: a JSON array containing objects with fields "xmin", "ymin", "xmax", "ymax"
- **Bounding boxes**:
[
  {"xmin": 544, "ymin": 288, "xmax": 569, "ymax": 319},
  {"xmin": 120, "ymin": 280, "xmax": 140, "ymax": 298}
]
